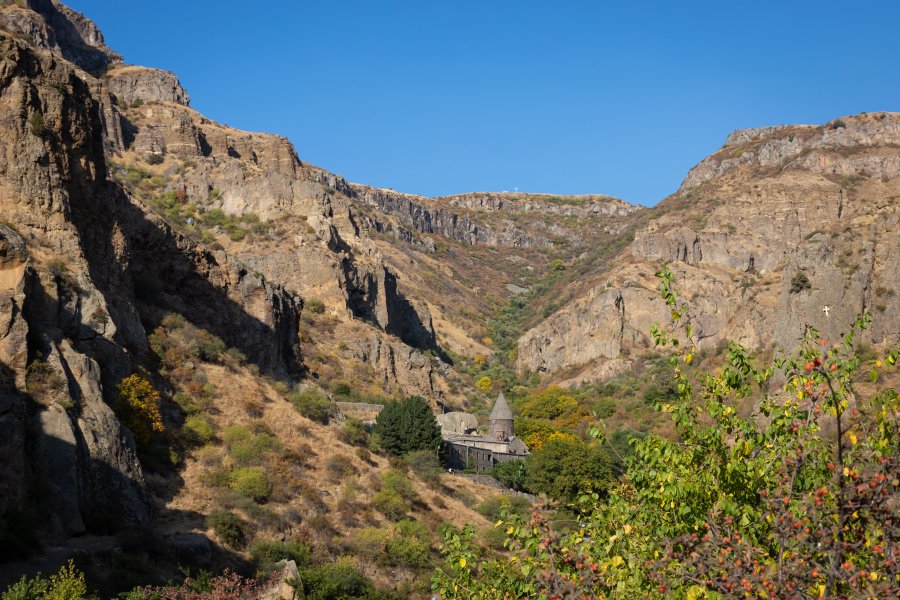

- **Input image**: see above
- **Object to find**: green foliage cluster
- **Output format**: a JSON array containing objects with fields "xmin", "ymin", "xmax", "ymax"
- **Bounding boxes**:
[
  {"xmin": 206, "ymin": 509, "xmax": 245, "ymax": 549},
  {"xmin": 28, "ymin": 112, "xmax": 44, "ymax": 137},
  {"xmin": 288, "ymin": 388, "xmax": 336, "ymax": 424},
  {"xmin": 355, "ymin": 519, "xmax": 433, "ymax": 568},
  {"xmin": 296, "ymin": 558, "xmax": 399, "ymax": 600},
  {"xmin": 372, "ymin": 468, "xmax": 418, "ymax": 521},
  {"xmin": 519, "ymin": 385, "xmax": 579, "ymax": 419},
  {"xmin": 2, "ymin": 560, "xmax": 94, "ymax": 600},
  {"xmin": 251, "ymin": 539, "xmax": 311, "ymax": 573},
  {"xmin": 373, "ymin": 396, "xmax": 441, "ymax": 456},
  {"xmin": 432, "ymin": 266, "xmax": 900, "ymax": 599},
  {"xmin": 228, "ymin": 466, "xmax": 271, "ymax": 502},
  {"xmin": 222, "ymin": 425, "xmax": 282, "ymax": 465},
  {"xmin": 182, "ymin": 415, "xmax": 216, "ymax": 446},
  {"xmin": 475, "ymin": 494, "xmax": 532, "ymax": 522},
  {"xmin": 338, "ymin": 418, "xmax": 369, "ymax": 446}
]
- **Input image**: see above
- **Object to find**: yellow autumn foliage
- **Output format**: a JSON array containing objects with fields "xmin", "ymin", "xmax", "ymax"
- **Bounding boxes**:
[{"xmin": 115, "ymin": 374, "xmax": 164, "ymax": 444}]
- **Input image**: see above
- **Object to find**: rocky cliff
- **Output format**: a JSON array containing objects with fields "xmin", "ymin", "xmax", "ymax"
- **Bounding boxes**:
[
  {"xmin": 517, "ymin": 114, "xmax": 900, "ymax": 382},
  {"xmin": 0, "ymin": 4, "xmax": 307, "ymax": 535}
]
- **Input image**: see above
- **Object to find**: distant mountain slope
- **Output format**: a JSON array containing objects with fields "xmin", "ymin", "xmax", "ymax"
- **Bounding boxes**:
[{"xmin": 516, "ymin": 113, "xmax": 900, "ymax": 384}]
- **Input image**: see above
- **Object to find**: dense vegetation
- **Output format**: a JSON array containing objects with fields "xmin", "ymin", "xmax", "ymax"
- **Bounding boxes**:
[
  {"xmin": 373, "ymin": 396, "xmax": 442, "ymax": 456},
  {"xmin": 432, "ymin": 267, "xmax": 900, "ymax": 598}
]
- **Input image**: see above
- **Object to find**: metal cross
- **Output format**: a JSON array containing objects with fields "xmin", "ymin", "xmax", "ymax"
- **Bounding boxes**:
[{"xmin": 823, "ymin": 306, "xmax": 831, "ymax": 317}]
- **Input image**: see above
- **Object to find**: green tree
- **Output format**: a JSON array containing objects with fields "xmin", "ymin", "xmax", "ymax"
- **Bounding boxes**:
[
  {"xmin": 525, "ymin": 437, "xmax": 614, "ymax": 503},
  {"xmin": 373, "ymin": 396, "xmax": 441, "ymax": 456}
]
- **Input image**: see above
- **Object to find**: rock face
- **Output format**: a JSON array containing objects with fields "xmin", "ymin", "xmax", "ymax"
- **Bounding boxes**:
[
  {"xmin": 1, "ymin": 0, "xmax": 118, "ymax": 75},
  {"xmin": 107, "ymin": 65, "xmax": 190, "ymax": 106},
  {"xmin": 518, "ymin": 113, "xmax": 900, "ymax": 381},
  {"xmin": 349, "ymin": 186, "xmax": 639, "ymax": 248},
  {"xmin": 0, "ymin": 4, "xmax": 307, "ymax": 534}
]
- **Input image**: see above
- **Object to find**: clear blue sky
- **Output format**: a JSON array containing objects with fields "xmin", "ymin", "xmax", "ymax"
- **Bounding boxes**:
[{"xmin": 67, "ymin": 0, "xmax": 899, "ymax": 206}]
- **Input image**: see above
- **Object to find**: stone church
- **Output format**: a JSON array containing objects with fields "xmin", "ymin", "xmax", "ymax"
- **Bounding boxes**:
[{"xmin": 439, "ymin": 391, "xmax": 530, "ymax": 473}]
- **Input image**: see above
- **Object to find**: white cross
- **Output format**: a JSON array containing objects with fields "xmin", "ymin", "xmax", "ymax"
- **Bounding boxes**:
[
  {"xmin": 514, "ymin": 187, "xmax": 518, "ymax": 193},
  {"xmin": 823, "ymin": 306, "xmax": 831, "ymax": 317}
]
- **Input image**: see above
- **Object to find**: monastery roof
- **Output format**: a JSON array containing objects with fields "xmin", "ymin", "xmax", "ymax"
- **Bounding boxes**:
[{"xmin": 489, "ymin": 390, "xmax": 513, "ymax": 421}]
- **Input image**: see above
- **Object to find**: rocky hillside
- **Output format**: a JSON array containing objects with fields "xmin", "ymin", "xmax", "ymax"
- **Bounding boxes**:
[{"xmin": 516, "ymin": 113, "xmax": 900, "ymax": 384}]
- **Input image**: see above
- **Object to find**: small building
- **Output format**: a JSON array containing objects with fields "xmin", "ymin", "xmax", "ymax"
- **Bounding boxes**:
[{"xmin": 442, "ymin": 391, "xmax": 530, "ymax": 473}]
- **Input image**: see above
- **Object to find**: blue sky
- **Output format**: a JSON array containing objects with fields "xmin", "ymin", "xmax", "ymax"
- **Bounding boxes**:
[{"xmin": 67, "ymin": 1, "xmax": 899, "ymax": 206}]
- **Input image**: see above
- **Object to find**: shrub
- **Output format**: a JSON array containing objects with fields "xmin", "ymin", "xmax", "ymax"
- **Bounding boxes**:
[
  {"xmin": 227, "ymin": 431, "xmax": 281, "ymax": 465},
  {"xmin": 373, "ymin": 396, "xmax": 441, "ymax": 456},
  {"xmin": 206, "ymin": 510, "xmax": 245, "ymax": 548},
  {"xmin": 386, "ymin": 520, "xmax": 431, "ymax": 567},
  {"xmin": 197, "ymin": 336, "xmax": 226, "ymax": 362},
  {"xmin": 115, "ymin": 374, "xmax": 164, "ymax": 444},
  {"xmin": 1, "ymin": 560, "xmax": 93, "ymax": 600},
  {"xmin": 229, "ymin": 467, "xmax": 271, "ymax": 502},
  {"xmin": 790, "ymin": 272, "xmax": 812, "ymax": 293},
  {"xmin": 325, "ymin": 454, "xmax": 359, "ymax": 480},
  {"xmin": 297, "ymin": 558, "xmax": 391, "ymax": 600},
  {"xmin": 251, "ymin": 539, "xmax": 310, "ymax": 573},
  {"xmin": 520, "ymin": 385, "xmax": 579, "ymax": 419},
  {"xmin": 28, "ymin": 112, "xmax": 45, "ymax": 137},
  {"xmin": 489, "ymin": 459, "xmax": 529, "ymax": 491},
  {"xmin": 288, "ymin": 388, "xmax": 335, "ymax": 424},
  {"xmin": 371, "ymin": 488, "xmax": 409, "ymax": 521},
  {"xmin": 525, "ymin": 437, "xmax": 613, "ymax": 503},
  {"xmin": 183, "ymin": 416, "xmax": 216, "ymax": 446},
  {"xmin": 145, "ymin": 153, "xmax": 164, "ymax": 165},
  {"xmin": 338, "ymin": 418, "xmax": 369, "ymax": 447},
  {"xmin": 306, "ymin": 299, "xmax": 326, "ymax": 314},
  {"xmin": 475, "ymin": 375, "xmax": 492, "ymax": 393},
  {"xmin": 332, "ymin": 382, "xmax": 352, "ymax": 396}
]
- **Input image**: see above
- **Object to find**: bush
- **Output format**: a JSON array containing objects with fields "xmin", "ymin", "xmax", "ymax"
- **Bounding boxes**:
[
  {"xmin": 475, "ymin": 494, "xmax": 532, "ymax": 521},
  {"xmin": 197, "ymin": 336, "xmax": 226, "ymax": 362},
  {"xmin": 790, "ymin": 272, "xmax": 811, "ymax": 293},
  {"xmin": 525, "ymin": 437, "xmax": 613, "ymax": 503},
  {"xmin": 183, "ymin": 416, "xmax": 216, "ymax": 446},
  {"xmin": 338, "ymin": 418, "xmax": 368, "ymax": 446},
  {"xmin": 206, "ymin": 510, "xmax": 245, "ymax": 548},
  {"xmin": 385, "ymin": 520, "xmax": 431, "ymax": 567},
  {"xmin": 325, "ymin": 454, "xmax": 359, "ymax": 480},
  {"xmin": 297, "ymin": 558, "xmax": 394, "ymax": 600},
  {"xmin": 371, "ymin": 488, "xmax": 409, "ymax": 521},
  {"xmin": 373, "ymin": 396, "xmax": 441, "ymax": 456},
  {"xmin": 1, "ymin": 560, "xmax": 93, "ymax": 600},
  {"xmin": 115, "ymin": 374, "xmax": 164, "ymax": 444},
  {"xmin": 224, "ymin": 428, "xmax": 281, "ymax": 465},
  {"xmin": 520, "ymin": 386, "xmax": 579, "ymax": 419},
  {"xmin": 251, "ymin": 539, "xmax": 310, "ymax": 572},
  {"xmin": 288, "ymin": 389, "xmax": 335, "ymax": 424},
  {"xmin": 332, "ymin": 382, "xmax": 352, "ymax": 396},
  {"xmin": 28, "ymin": 112, "xmax": 45, "ymax": 137},
  {"xmin": 306, "ymin": 299, "xmax": 326, "ymax": 314},
  {"xmin": 229, "ymin": 467, "xmax": 271, "ymax": 502}
]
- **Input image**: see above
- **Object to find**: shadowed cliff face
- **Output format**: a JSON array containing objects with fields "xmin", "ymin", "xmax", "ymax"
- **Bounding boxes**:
[{"xmin": 0, "ymin": 26, "xmax": 306, "ymax": 535}]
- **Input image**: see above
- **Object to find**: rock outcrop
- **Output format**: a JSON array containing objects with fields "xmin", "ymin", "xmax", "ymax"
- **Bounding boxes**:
[{"xmin": 107, "ymin": 65, "xmax": 190, "ymax": 107}]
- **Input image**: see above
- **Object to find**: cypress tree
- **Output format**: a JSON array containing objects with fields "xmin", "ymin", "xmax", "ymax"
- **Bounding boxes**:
[{"xmin": 374, "ymin": 396, "xmax": 441, "ymax": 456}]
